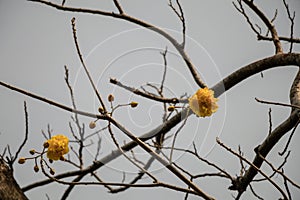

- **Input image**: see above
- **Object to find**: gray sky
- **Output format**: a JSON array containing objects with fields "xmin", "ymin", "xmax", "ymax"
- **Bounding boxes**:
[{"xmin": 1, "ymin": 0, "xmax": 300, "ymax": 199}]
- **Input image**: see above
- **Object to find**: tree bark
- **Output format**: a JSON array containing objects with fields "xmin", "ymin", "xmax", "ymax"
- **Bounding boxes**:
[{"xmin": 0, "ymin": 158, "xmax": 28, "ymax": 200}]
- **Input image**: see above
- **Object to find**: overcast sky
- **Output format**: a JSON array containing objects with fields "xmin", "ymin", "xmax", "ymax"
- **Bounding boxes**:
[{"xmin": 1, "ymin": 0, "xmax": 300, "ymax": 199}]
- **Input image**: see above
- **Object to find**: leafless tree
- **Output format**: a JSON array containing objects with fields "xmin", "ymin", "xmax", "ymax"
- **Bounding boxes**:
[{"xmin": 1, "ymin": 1, "xmax": 300, "ymax": 200}]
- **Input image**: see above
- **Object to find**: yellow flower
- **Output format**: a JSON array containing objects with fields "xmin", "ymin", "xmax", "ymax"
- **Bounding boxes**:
[
  {"xmin": 188, "ymin": 87, "xmax": 218, "ymax": 117},
  {"xmin": 45, "ymin": 134, "xmax": 69, "ymax": 161}
]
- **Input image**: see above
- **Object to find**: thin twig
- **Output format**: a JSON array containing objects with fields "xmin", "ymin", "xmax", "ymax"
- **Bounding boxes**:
[
  {"xmin": 168, "ymin": 0, "xmax": 186, "ymax": 47},
  {"xmin": 159, "ymin": 47, "xmax": 168, "ymax": 94},
  {"xmin": 268, "ymin": 108, "xmax": 273, "ymax": 135},
  {"xmin": 257, "ymin": 35, "xmax": 300, "ymax": 43},
  {"xmin": 279, "ymin": 119, "xmax": 299, "ymax": 156},
  {"xmin": 71, "ymin": 18, "xmax": 107, "ymax": 113},
  {"xmin": 282, "ymin": 169, "xmax": 292, "ymax": 200},
  {"xmin": 107, "ymin": 123, "xmax": 158, "ymax": 183},
  {"xmin": 0, "ymin": 80, "xmax": 107, "ymax": 120},
  {"xmin": 113, "ymin": 0, "xmax": 124, "ymax": 14},
  {"xmin": 258, "ymin": 153, "xmax": 300, "ymax": 189},
  {"xmin": 238, "ymin": 145, "xmax": 246, "ymax": 176},
  {"xmin": 29, "ymin": 0, "xmax": 207, "ymax": 88},
  {"xmin": 64, "ymin": 65, "xmax": 85, "ymax": 168},
  {"xmin": 249, "ymin": 184, "xmax": 264, "ymax": 200},
  {"xmin": 232, "ymin": 0, "xmax": 260, "ymax": 35},
  {"xmin": 10, "ymin": 101, "xmax": 29, "ymax": 170},
  {"xmin": 110, "ymin": 78, "xmax": 185, "ymax": 103},
  {"xmin": 110, "ymin": 152, "xmax": 158, "ymax": 193},
  {"xmin": 255, "ymin": 97, "xmax": 300, "ymax": 110},
  {"xmin": 169, "ymin": 110, "xmax": 189, "ymax": 163},
  {"xmin": 283, "ymin": 0, "xmax": 296, "ymax": 53},
  {"xmin": 216, "ymin": 137, "xmax": 288, "ymax": 200},
  {"xmin": 241, "ymin": 0, "xmax": 283, "ymax": 54}
]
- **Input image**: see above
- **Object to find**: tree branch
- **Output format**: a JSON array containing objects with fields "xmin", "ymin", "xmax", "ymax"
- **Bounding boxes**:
[{"xmin": 28, "ymin": 0, "xmax": 207, "ymax": 88}]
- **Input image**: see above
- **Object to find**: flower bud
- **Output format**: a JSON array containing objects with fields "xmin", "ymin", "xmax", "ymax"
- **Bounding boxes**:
[
  {"xmin": 130, "ymin": 101, "xmax": 138, "ymax": 108},
  {"xmin": 29, "ymin": 149, "xmax": 36, "ymax": 155},
  {"xmin": 168, "ymin": 106, "xmax": 175, "ymax": 112},
  {"xmin": 34, "ymin": 165, "xmax": 39, "ymax": 172},
  {"xmin": 89, "ymin": 121, "xmax": 96, "ymax": 129},
  {"xmin": 18, "ymin": 157, "xmax": 26, "ymax": 164},
  {"xmin": 50, "ymin": 168, "xmax": 55, "ymax": 175},
  {"xmin": 43, "ymin": 141, "xmax": 49, "ymax": 148},
  {"xmin": 49, "ymin": 159, "xmax": 53, "ymax": 163},
  {"xmin": 98, "ymin": 107, "xmax": 104, "ymax": 114},
  {"xmin": 108, "ymin": 94, "xmax": 114, "ymax": 102}
]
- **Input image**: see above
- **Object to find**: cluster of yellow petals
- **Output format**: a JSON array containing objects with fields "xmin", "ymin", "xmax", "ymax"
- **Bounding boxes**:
[
  {"xmin": 45, "ymin": 134, "xmax": 69, "ymax": 161},
  {"xmin": 188, "ymin": 87, "xmax": 218, "ymax": 117}
]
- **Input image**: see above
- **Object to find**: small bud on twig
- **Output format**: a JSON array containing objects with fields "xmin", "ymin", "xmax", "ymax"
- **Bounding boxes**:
[
  {"xmin": 130, "ymin": 101, "xmax": 138, "ymax": 108},
  {"xmin": 108, "ymin": 94, "xmax": 115, "ymax": 102},
  {"xmin": 89, "ymin": 121, "xmax": 96, "ymax": 129},
  {"xmin": 18, "ymin": 157, "xmax": 26, "ymax": 164}
]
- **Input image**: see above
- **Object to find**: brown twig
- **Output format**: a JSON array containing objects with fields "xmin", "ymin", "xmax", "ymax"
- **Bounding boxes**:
[
  {"xmin": 110, "ymin": 78, "xmax": 185, "ymax": 104},
  {"xmin": 216, "ymin": 138, "xmax": 288, "ymax": 199},
  {"xmin": 257, "ymin": 35, "xmax": 300, "ymax": 43},
  {"xmin": 268, "ymin": 108, "xmax": 273, "ymax": 135},
  {"xmin": 234, "ymin": 0, "xmax": 283, "ymax": 54},
  {"xmin": 253, "ymin": 151, "xmax": 290, "ymax": 182},
  {"xmin": 242, "ymin": 0, "xmax": 283, "ymax": 54},
  {"xmin": 113, "ymin": 0, "xmax": 124, "ymax": 14},
  {"xmin": 28, "ymin": 0, "xmax": 207, "ymax": 88},
  {"xmin": 109, "ymin": 152, "xmax": 158, "ymax": 193},
  {"xmin": 258, "ymin": 153, "xmax": 300, "ymax": 189},
  {"xmin": 283, "ymin": 0, "xmax": 296, "ymax": 53},
  {"xmin": 0, "ymin": 80, "xmax": 107, "ymax": 120},
  {"xmin": 249, "ymin": 184, "xmax": 264, "ymax": 200},
  {"xmin": 71, "ymin": 18, "xmax": 107, "ymax": 113},
  {"xmin": 168, "ymin": 0, "xmax": 186, "ymax": 47},
  {"xmin": 159, "ymin": 47, "xmax": 168, "ymax": 95},
  {"xmin": 279, "ymin": 119, "xmax": 299, "ymax": 156},
  {"xmin": 8, "ymin": 101, "xmax": 29, "ymax": 170},
  {"xmin": 255, "ymin": 97, "xmax": 300, "ymax": 110},
  {"xmin": 64, "ymin": 65, "xmax": 85, "ymax": 168}
]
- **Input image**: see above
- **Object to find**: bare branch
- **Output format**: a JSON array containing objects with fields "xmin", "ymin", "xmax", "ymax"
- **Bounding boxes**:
[
  {"xmin": 232, "ymin": 1, "xmax": 260, "ymax": 35},
  {"xmin": 159, "ymin": 47, "xmax": 168, "ymax": 94},
  {"xmin": 283, "ymin": 0, "xmax": 296, "ymax": 53},
  {"xmin": 258, "ymin": 153, "xmax": 300, "ymax": 189},
  {"xmin": 28, "ymin": 0, "xmax": 207, "ymax": 88},
  {"xmin": 234, "ymin": 0, "xmax": 283, "ymax": 54},
  {"xmin": 217, "ymin": 138, "xmax": 288, "ymax": 199},
  {"xmin": 9, "ymin": 101, "xmax": 29, "ymax": 170},
  {"xmin": 242, "ymin": 0, "xmax": 283, "ymax": 53},
  {"xmin": 110, "ymin": 78, "xmax": 185, "ymax": 104},
  {"xmin": 168, "ymin": 0, "xmax": 186, "ymax": 47},
  {"xmin": 257, "ymin": 35, "xmax": 300, "ymax": 43},
  {"xmin": 282, "ymin": 169, "xmax": 292, "ymax": 200},
  {"xmin": 0, "ymin": 80, "xmax": 107, "ymax": 120},
  {"xmin": 113, "ymin": 0, "xmax": 124, "ymax": 14},
  {"xmin": 268, "ymin": 108, "xmax": 273, "ymax": 135},
  {"xmin": 249, "ymin": 184, "xmax": 264, "ymax": 200},
  {"xmin": 110, "ymin": 153, "xmax": 157, "ymax": 193},
  {"xmin": 279, "ymin": 120, "xmax": 299, "ymax": 156},
  {"xmin": 169, "ymin": 111, "xmax": 189, "ymax": 163},
  {"xmin": 255, "ymin": 97, "xmax": 300, "ymax": 110},
  {"xmin": 71, "ymin": 18, "xmax": 107, "ymax": 113}
]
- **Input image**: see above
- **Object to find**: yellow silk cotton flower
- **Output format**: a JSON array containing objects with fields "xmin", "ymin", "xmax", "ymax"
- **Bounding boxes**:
[
  {"xmin": 188, "ymin": 87, "xmax": 218, "ymax": 117},
  {"xmin": 45, "ymin": 134, "xmax": 69, "ymax": 161}
]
